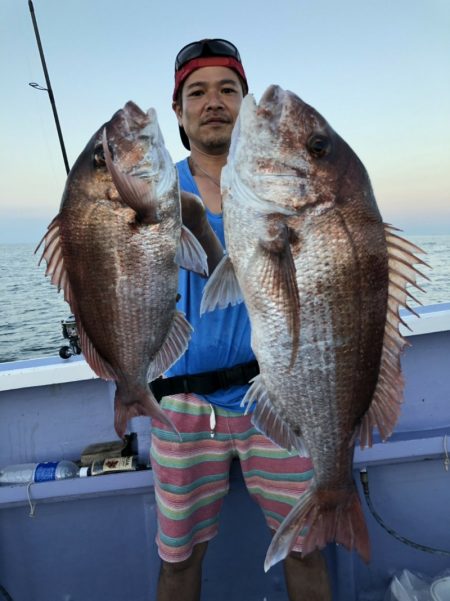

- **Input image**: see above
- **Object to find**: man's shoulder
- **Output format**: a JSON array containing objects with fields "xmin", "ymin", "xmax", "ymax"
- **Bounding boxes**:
[
  {"xmin": 176, "ymin": 157, "xmax": 197, "ymax": 194},
  {"xmin": 175, "ymin": 157, "xmax": 189, "ymax": 173}
]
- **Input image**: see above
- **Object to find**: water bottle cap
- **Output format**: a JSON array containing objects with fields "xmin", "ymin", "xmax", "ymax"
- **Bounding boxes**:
[{"xmin": 79, "ymin": 467, "xmax": 90, "ymax": 477}]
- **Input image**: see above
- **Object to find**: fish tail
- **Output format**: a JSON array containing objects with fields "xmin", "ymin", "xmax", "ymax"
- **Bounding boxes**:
[
  {"xmin": 114, "ymin": 385, "xmax": 180, "ymax": 440},
  {"xmin": 264, "ymin": 485, "xmax": 370, "ymax": 572}
]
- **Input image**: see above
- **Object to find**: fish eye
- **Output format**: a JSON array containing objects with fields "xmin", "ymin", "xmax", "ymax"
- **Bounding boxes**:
[
  {"xmin": 93, "ymin": 143, "xmax": 113, "ymax": 168},
  {"xmin": 307, "ymin": 134, "xmax": 331, "ymax": 158}
]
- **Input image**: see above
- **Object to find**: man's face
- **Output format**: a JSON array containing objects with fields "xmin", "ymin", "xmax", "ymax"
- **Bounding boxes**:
[{"xmin": 173, "ymin": 66, "xmax": 244, "ymax": 155}]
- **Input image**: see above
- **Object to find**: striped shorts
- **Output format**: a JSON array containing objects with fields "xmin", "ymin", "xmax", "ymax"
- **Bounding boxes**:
[{"xmin": 150, "ymin": 393, "xmax": 314, "ymax": 563}]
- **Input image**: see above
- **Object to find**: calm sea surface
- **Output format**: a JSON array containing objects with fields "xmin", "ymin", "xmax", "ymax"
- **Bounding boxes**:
[{"xmin": 0, "ymin": 236, "xmax": 449, "ymax": 364}]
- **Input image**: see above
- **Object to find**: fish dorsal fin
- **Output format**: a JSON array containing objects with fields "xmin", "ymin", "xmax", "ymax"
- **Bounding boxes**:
[
  {"xmin": 358, "ymin": 225, "xmax": 429, "ymax": 447},
  {"xmin": 147, "ymin": 310, "xmax": 193, "ymax": 381},
  {"xmin": 102, "ymin": 129, "xmax": 159, "ymax": 225},
  {"xmin": 200, "ymin": 254, "xmax": 244, "ymax": 314},
  {"xmin": 35, "ymin": 216, "xmax": 74, "ymax": 306},
  {"xmin": 242, "ymin": 375, "xmax": 309, "ymax": 456},
  {"xmin": 36, "ymin": 216, "xmax": 117, "ymax": 381},
  {"xmin": 175, "ymin": 225, "xmax": 209, "ymax": 276}
]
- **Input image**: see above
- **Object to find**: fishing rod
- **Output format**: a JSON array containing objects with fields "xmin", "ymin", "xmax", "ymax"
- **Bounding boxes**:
[{"xmin": 27, "ymin": 0, "xmax": 70, "ymax": 175}]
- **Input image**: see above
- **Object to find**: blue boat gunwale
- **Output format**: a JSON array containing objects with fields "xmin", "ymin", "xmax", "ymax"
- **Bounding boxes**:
[
  {"xmin": 0, "ymin": 302, "xmax": 449, "ymax": 600},
  {"xmin": 0, "ymin": 469, "xmax": 154, "ymax": 511},
  {"xmin": 1, "ymin": 302, "xmax": 449, "ymax": 393}
]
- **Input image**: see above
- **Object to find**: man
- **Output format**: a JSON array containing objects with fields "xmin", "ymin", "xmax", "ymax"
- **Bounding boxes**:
[{"xmin": 150, "ymin": 39, "xmax": 332, "ymax": 601}]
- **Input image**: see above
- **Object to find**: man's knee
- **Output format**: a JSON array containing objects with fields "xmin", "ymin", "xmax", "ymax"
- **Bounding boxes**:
[
  {"xmin": 160, "ymin": 541, "xmax": 208, "ymax": 575},
  {"xmin": 286, "ymin": 548, "xmax": 328, "ymax": 570}
]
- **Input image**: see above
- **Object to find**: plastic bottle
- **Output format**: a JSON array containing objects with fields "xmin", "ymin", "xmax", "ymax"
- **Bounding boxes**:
[{"xmin": 0, "ymin": 460, "xmax": 80, "ymax": 485}]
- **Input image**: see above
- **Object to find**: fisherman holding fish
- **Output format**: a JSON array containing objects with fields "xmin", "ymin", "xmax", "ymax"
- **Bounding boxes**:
[
  {"xmin": 38, "ymin": 27, "xmax": 425, "ymax": 596},
  {"xmin": 149, "ymin": 39, "xmax": 332, "ymax": 601}
]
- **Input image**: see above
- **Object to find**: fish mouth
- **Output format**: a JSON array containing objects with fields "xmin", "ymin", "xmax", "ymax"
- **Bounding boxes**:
[
  {"xmin": 253, "ymin": 158, "xmax": 308, "ymax": 180},
  {"xmin": 233, "ymin": 87, "xmax": 291, "ymax": 145},
  {"xmin": 256, "ymin": 85, "xmax": 288, "ymax": 121},
  {"xmin": 255, "ymin": 172, "xmax": 307, "ymax": 180},
  {"xmin": 259, "ymin": 85, "xmax": 285, "ymax": 108},
  {"xmin": 103, "ymin": 102, "xmax": 175, "ymax": 194},
  {"xmin": 122, "ymin": 101, "xmax": 152, "ymax": 128},
  {"xmin": 106, "ymin": 102, "xmax": 154, "ymax": 143},
  {"xmin": 256, "ymin": 85, "xmax": 307, "ymax": 128}
]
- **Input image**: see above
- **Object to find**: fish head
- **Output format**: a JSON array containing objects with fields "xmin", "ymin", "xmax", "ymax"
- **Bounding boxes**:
[
  {"xmin": 61, "ymin": 101, "xmax": 175, "ymax": 207},
  {"xmin": 227, "ymin": 85, "xmax": 374, "ymax": 216}
]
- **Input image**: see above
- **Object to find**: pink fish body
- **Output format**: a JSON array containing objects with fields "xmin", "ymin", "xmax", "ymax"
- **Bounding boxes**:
[
  {"xmin": 38, "ymin": 102, "xmax": 208, "ymax": 438},
  {"xmin": 202, "ymin": 86, "xmax": 426, "ymax": 569}
]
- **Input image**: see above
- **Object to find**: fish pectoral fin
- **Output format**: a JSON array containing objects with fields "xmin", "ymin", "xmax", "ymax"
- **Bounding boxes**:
[
  {"xmin": 102, "ymin": 129, "xmax": 158, "ymax": 225},
  {"xmin": 147, "ymin": 311, "xmax": 193, "ymax": 381},
  {"xmin": 175, "ymin": 225, "xmax": 209, "ymax": 277},
  {"xmin": 180, "ymin": 191, "xmax": 225, "ymax": 275},
  {"xmin": 257, "ymin": 229, "xmax": 300, "ymax": 368},
  {"xmin": 200, "ymin": 255, "xmax": 243, "ymax": 314},
  {"xmin": 242, "ymin": 375, "xmax": 308, "ymax": 455},
  {"xmin": 358, "ymin": 225, "xmax": 428, "ymax": 448}
]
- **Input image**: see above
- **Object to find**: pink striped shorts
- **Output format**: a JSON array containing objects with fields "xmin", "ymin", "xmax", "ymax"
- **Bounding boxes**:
[{"xmin": 150, "ymin": 393, "xmax": 314, "ymax": 563}]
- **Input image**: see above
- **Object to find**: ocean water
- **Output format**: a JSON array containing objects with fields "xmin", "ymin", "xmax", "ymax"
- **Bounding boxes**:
[{"xmin": 0, "ymin": 236, "xmax": 449, "ymax": 364}]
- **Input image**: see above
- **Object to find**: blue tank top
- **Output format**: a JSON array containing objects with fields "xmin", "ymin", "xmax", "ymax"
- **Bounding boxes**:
[{"xmin": 164, "ymin": 158, "xmax": 255, "ymax": 412}]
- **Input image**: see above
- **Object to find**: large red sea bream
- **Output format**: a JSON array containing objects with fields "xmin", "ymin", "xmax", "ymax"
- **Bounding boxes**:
[
  {"xmin": 201, "ymin": 85, "xmax": 427, "ymax": 569},
  {"xmin": 37, "ymin": 102, "xmax": 211, "ymax": 439}
]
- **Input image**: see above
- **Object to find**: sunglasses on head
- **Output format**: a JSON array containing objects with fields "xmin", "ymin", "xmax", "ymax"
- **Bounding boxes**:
[{"xmin": 175, "ymin": 39, "xmax": 242, "ymax": 72}]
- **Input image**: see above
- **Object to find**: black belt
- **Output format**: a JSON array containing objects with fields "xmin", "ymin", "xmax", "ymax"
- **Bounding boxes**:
[{"xmin": 150, "ymin": 360, "xmax": 259, "ymax": 402}]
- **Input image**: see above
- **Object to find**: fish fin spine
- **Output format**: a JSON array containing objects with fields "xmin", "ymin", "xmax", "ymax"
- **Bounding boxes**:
[
  {"xmin": 359, "ymin": 225, "xmax": 428, "ymax": 448},
  {"xmin": 264, "ymin": 487, "xmax": 370, "ymax": 572},
  {"xmin": 148, "ymin": 310, "xmax": 193, "ymax": 380},
  {"xmin": 175, "ymin": 225, "xmax": 209, "ymax": 276},
  {"xmin": 76, "ymin": 314, "xmax": 117, "ymax": 380},
  {"xmin": 36, "ymin": 216, "xmax": 118, "ymax": 381},
  {"xmin": 244, "ymin": 375, "xmax": 308, "ymax": 455},
  {"xmin": 36, "ymin": 216, "xmax": 74, "ymax": 304},
  {"xmin": 200, "ymin": 255, "xmax": 243, "ymax": 314}
]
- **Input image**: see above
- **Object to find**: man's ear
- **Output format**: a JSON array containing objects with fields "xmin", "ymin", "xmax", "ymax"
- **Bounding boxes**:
[{"xmin": 172, "ymin": 101, "xmax": 183, "ymax": 126}]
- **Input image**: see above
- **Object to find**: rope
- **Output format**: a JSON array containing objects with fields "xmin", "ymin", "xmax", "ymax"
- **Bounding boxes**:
[
  {"xmin": 26, "ymin": 481, "xmax": 37, "ymax": 517},
  {"xmin": 0, "ymin": 584, "xmax": 14, "ymax": 601},
  {"xmin": 360, "ymin": 468, "xmax": 450, "ymax": 556}
]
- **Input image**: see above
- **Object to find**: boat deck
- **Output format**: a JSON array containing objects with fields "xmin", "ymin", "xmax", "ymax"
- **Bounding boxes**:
[{"xmin": 0, "ymin": 303, "xmax": 449, "ymax": 600}]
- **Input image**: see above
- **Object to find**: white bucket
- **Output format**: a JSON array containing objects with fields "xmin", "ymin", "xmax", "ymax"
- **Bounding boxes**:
[{"xmin": 431, "ymin": 577, "xmax": 450, "ymax": 601}]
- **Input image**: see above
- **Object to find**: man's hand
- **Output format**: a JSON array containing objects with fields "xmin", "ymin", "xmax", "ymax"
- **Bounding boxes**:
[{"xmin": 180, "ymin": 191, "xmax": 224, "ymax": 275}]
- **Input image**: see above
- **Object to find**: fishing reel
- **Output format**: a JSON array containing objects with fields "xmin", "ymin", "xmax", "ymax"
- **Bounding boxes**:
[{"xmin": 59, "ymin": 315, "xmax": 82, "ymax": 359}]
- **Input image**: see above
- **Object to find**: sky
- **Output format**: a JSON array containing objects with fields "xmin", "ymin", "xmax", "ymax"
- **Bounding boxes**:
[{"xmin": 0, "ymin": 0, "xmax": 449, "ymax": 244}]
